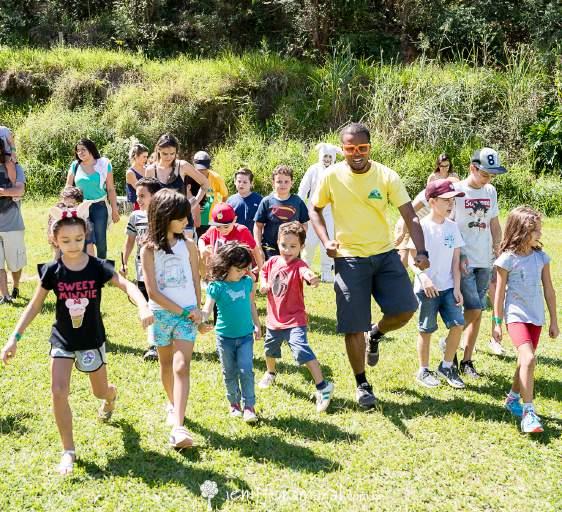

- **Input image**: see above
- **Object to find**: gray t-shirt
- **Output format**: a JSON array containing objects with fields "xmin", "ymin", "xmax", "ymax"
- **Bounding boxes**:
[
  {"xmin": 0, "ymin": 163, "xmax": 25, "ymax": 232},
  {"xmin": 125, "ymin": 210, "xmax": 148, "ymax": 282},
  {"xmin": 495, "ymin": 250, "xmax": 550, "ymax": 325}
]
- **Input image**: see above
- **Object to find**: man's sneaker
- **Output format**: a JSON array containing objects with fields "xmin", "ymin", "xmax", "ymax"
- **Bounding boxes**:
[
  {"xmin": 437, "ymin": 362, "xmax": 466, "ymax": 389},
  {"xmin": 243, "ymin": 406, "xmax": 258, "ymax": 424},
  {"xmin": 504, "ymin": 397, "xmax": 523, "ymax": 418},
  {"xmin": 10, "ymin": 287, "xmax": 19, "ymax": 300},
  {"xmin": 521, "ymin": 409, "xmax": 544, "ymax": 433},
  {"xmin": 460, "ymin": 359, "xmax": 481, "ymax": 378},
  {"xmin": 489, "ymin": 338, "xmax": 506, "ymax": 356},
  {"xmin": 0, "ymin": 296, "xmax": 12, "ymax": 305},
  {"xmin": 416, "ymin": 368, "xmax": 440, "ymax": 388},
  {"xmin": 365, "ymin": 329, "xmax": 380, "ymax": 367},
  {"xmin": 355, "ymin": 382, "xmax": 376, "ymax": 409},
  {"xmin": 143, "ymin": 346, "xmax": 159, "ymax": 361},
  {"xmin": 165, "ymin": 403, "xmax": 175, "ymax": 426},
  {"xmin": 258, "ymin": 372, "xmax": 276, "ymax": 389},
  {"xmin": 438, "ymin": 336, "xmax": 447, "ymax": 354},
  {"xmin": 229, "ymin": 403, "xmax": 243, "ymax": 418},
  {"xmin": 315, "ymin": 381, "xmax": 335, "ymax": 412}
]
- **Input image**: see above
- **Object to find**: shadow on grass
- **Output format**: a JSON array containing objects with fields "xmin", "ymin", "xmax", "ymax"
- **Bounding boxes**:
[
  {"xmin": 78, "ymin": 420, "xmax": 249, "ymax": 509},
  {"xmin": 378, "ymin": 388, "xmax": 562, "ymax": 445},
  {"xmin": 307, "ymin": 314, "xmax": 337, "ymax": 334},
  {"xmin": 187, "ymin": 419, "xmax": 341, "ymax": 474},
  {"xmin": 105, "ymin": 338, "xmax": 146, "ymax": 357},
  {"xmin": 0, "ymin": 412, "xmax": 34, "ymax": 436},
  {"xmin": 252, "ymin": 356, "xmax": 334, "ymax": 382},
  {"xmin": 475, "ymin": 371, "xmax": 562, "ymax": 403},
  {"xmin": 264, "ymin": 416, "xmax": 360, "ymax": 443},
  {"xmin": 499, "ymin": 352, "xmax": 562, "ymax": 370},
  {"xmin": 272, "ymin": 381, "xmax": 357, "ymax": 413}
]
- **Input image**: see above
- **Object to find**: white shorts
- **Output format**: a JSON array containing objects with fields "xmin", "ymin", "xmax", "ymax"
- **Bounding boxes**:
[
  {"xmin": 0, "ymin": 230, "xmax": 26, "ymax": 271},
  {"xmin": 50, "ymin": 343, "xmax": 107, "ymax": 373}
]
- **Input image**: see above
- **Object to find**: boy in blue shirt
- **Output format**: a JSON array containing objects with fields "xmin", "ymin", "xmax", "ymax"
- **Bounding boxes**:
[
  {"xmin": 226, "ymin": 167, "xmax": 262, "ymax": 233},
  {"xmin": 254, "ymin": 165, "xmax": 309, "ymax": 260}
]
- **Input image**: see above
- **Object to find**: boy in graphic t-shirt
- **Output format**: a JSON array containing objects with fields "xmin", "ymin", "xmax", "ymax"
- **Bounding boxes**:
[
  {"xmin": 254, "ymin": 165, "xmax": 309, "ymax": 260},
  {"xmin": 452, "ymin": 148, "xmax": 505, "ymax": 378},
  {"xmin": 257, "ymin": 222, "xmax": 334, "ymax": 413}
]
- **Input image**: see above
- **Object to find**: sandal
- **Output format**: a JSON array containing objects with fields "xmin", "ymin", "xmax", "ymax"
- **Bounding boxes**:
[
  {"xmin": 169, "ymin": 426, "xmax": 193, "ymax": 449},
  {"xmin": 57, "ymin": 450, "xmax": 76, "ymax": 476},
  {"xmin": 98, "ymin": 387, "xmax": 117, "ymax": 422}
]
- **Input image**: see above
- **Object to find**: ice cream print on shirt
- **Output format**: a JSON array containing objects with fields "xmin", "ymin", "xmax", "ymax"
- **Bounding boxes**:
[
  {"xmin": 65, "ymin": 298, "xmax": 89, "ymax": 328},
  {"xmin": 465, "ymin": 199, "xmax": 490, "ymax": 230},
  {"xmin": 156, "ymin": 253, "xmax": 187, "ymax": 289}
]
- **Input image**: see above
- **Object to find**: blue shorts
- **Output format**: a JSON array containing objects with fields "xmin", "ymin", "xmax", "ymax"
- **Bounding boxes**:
[
  {"xmin": 416, "ymin": 288, "xmax": 464, "ymax": 333},
  {"xmin": 334, "ymin": 250, "xmax": 418, "ymax": 333},
  {"xmin": 460, "ymin": 267, "xmax": 491, "ymax": 310},
  {"xmin": 153, "ymin": 308, "xmax": 197, "ymax": 346},
  {"xmin": 264, "ymin": 326, "xmax": 316, "ymax": 365}
]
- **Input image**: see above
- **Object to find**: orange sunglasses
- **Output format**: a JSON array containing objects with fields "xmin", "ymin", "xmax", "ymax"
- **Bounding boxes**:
[{"xmin": 342, "ymin": 143, "xmax": 371, "ymax": 156}]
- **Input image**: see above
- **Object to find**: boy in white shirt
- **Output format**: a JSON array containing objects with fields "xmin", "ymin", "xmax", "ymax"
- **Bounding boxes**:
[{"xmin": 408, "ymin": 179, "xmax": 466, "ymax": 388}]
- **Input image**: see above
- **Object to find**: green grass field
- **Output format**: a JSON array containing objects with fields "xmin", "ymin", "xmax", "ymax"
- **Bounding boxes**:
[{"xmin": 1, "ymin": 201, "xmax": 561, "ymax": 511}]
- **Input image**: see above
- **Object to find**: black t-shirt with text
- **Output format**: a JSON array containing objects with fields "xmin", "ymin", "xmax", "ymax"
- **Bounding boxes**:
[{"xmin": 40, "ymin": 257, "xmax": 115, "ymax": 351}]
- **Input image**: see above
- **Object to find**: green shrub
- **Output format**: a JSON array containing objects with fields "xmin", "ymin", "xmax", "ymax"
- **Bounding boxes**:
[{"xmin": 527, "ymin": 106, "xmax": 562, "ymax": 174}]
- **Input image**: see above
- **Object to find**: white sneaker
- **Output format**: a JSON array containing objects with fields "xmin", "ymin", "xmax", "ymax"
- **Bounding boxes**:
[
  {"xmin": 488, "ymin": 338, "xmax": 506, "ymax": 355},
  {"xmin": 438, "ymin": 336, "xmax": 447, "ymax": 354},
  {"xmin": 243, "ymin": 407, "xmax": 258, "ymax": 423},
  {"xmin": 165, "ymin": 403, "xmax": 175, "ymax": 426},
  {"xmin": 315, "ymin": 381, "xmax": 335, "ymax": 412},
  {"xmin": 258, "ymin": 372, "xmax": 276, "ymax": 389}
]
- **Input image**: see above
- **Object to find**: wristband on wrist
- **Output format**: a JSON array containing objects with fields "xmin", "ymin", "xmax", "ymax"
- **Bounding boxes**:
[
  {"xmin": 492, "ymin": 316, "xmax": 503, "ymax": 325},
  {"xmin": 12, "ymin": 332, "xmax": 22, "ymax": 342}
]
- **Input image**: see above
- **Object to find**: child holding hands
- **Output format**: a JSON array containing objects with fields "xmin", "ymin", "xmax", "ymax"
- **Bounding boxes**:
[
  {"xmin": 200, "ymin": 242, "xmax": 261, "ymax": 423},
  {"xmin": 258, "ymin": 221, "xmax": 334, "ymax": 412},
  {"xmin": 1, "ymin": 207, "xmax": 153, "ymax": 475},
  {"xmin": 493, "ymin": 206, "xmax": 559, "ymax": 433}
]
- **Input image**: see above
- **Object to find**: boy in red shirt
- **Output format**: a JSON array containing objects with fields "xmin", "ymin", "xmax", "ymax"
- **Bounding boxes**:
[
  {"xmin": 258, "ymin": 221, "xmax": 334, "ymax": 412},
  {"xmin": 198, "ymin": 203, "xmax": 263, "ymax": 278}
]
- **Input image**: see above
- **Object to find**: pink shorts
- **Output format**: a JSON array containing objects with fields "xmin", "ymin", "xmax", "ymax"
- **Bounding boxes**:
[{"xmin": 506, "ymin": 322, "xmax": 542, "ymax": 350}]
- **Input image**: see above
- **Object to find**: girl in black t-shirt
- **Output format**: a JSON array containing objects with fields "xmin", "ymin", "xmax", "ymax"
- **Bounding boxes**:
[{"xmin": 1, "ymin": 208, "xmax": 153, "ymax": 476}]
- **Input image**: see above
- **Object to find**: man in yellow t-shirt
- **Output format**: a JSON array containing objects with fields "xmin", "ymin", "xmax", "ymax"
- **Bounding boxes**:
[
  {"xmin": 193, "ymin": 151, "xmax": 229, "ymax": 238},
  {"xmin": 310, "ymin": 122, "xmax": 430, "ymax": 409}
]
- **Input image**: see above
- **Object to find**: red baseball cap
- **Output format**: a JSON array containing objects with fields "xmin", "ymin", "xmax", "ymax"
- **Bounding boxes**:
[
  {"xmin": 211, "ymin": 203, "xmax": 236, "ymax": 225},
  {"xmin": 425, "ymin": 178, "xmax": 466, "ymax": 201}
]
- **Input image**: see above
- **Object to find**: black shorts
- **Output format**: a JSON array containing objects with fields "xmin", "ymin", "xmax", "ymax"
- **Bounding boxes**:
[{"xmin": 334, "ymin": 250, "xmax": 418, "ymax": 333}]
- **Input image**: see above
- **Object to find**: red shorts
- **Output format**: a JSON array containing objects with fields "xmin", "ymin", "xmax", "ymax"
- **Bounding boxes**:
[{"xmin": 506, "ymin": 322, "xmax": 542, "ymax": 350}]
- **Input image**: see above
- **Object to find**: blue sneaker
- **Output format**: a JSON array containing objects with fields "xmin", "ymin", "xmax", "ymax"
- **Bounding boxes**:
[
  {"xmin": 504, "ymin": 397, "xmax": 523, "ymax": 418},
  {"xmin": 521, "ymin": 410, "xmax": 544, "ymax": 433}
]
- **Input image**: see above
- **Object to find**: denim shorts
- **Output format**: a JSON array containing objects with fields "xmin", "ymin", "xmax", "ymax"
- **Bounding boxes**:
[
  {"xmin": 153, "ymin": 308, "xmax": 197, "ymax": 346},
  {"xmin": 416, "ymin": 288, "xmax": 464, "ymax": 333},
  {"xmin": 334, "ymin": 250, "xmax": 418, "ymax": 333},
  {"xmin": 460, "ymin": 267, "xmax": 491, "ymax": 310},
  {"xmin": 264, "ymin": 326, "xmax": 316, "ymax": 364}
]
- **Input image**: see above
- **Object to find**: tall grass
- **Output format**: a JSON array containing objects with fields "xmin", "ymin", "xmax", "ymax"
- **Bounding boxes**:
[{"xmin": 1, "ymin": 46, "xmax": 560, "ymax": 213}]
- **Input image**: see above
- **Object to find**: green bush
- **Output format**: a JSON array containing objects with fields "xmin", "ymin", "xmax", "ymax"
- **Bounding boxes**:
[{"xmin": 527, "ymin": 106, "xmax": 562, "ymax": 174}]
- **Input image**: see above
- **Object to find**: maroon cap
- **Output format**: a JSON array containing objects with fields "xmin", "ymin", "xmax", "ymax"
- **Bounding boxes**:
[
  {"xmin": 211, "ymin": 203, "xmax": 236, "ymax": 225},
  {"xmin": 425, "ymin": 179, "xmax": 465, "ymax": 201}
]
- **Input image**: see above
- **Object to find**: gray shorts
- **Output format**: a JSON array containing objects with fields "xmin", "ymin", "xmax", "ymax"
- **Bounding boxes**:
[
  {"xmin": 50, "ymin": 343, "xmax": 107, "ymax": 373},
  {"xmin": 334, "ymin": 250, "xmax": 418, "ymax": 333}
]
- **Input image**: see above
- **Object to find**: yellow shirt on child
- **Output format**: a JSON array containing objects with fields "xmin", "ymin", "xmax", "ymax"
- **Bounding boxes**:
[{"xmin": 312, "ymin": 160, "xmax": 410, "ymax": 257}]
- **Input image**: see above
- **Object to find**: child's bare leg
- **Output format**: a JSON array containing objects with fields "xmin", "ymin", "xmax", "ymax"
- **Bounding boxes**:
[
  {"xmin": 157, "ymin": 345, "xmax": 174, "ymax": 404},
  {"xmin": 265, "ymin": 356, "xmax": 277, "ymax": 373},
  {"xmin": 417, "ymin": 333, "xmax": 431, "ymax": 368},
  {"xmin": 462, "ymin": 309, "xmax": 482, "ymax": 360},
  {"xmin": 89, "ymin": 365, "xmax": 116, "ymax": 401},
  {"xmin": 511, "ymin": 366, "xmax": 521, "ymax": 394},
  {"xmin": 305, "ymin": 359, "xmax": 323, "ymax": 385},
  {"xmin": 444, "ymin": 325, "xmax": 463, "ymax": 362},
  {"xmin": 516, "ymin": 344, "xmax": 536, "ymax": 403},
  {"xmin": 51, "ymin": 358, "xmax": 75, "ymax": 451},
  {"xmin": 172, "ymin": 340, "xmax": 195, "ymax": 426}
]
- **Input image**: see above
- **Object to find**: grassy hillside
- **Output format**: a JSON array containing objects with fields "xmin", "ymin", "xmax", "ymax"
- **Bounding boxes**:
[{"xmin": 0, "ymin": 46, "xmax": 561, "ymax": 212}]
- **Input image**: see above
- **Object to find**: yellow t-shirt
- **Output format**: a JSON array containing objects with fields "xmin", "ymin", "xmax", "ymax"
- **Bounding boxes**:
[
  {"xmin": 312, "ymin": 160, "xmax": 410, "ymax": 257},
  {"xmin": 200, "ymin": 170, "xmax": 229, "ymax": 225}
]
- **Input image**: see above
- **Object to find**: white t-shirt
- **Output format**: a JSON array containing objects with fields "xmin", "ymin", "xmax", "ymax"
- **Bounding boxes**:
[
  {"xmin": 149, "ymin": 240, "xmax": 196, "ymax": 310},
  {"xmin": 409, "ymin": 217, "xmax": 464, "ymax": 292},
  {"xmin": 453, "ymin": 180, "xmax": 499, "ymax": 269}
]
